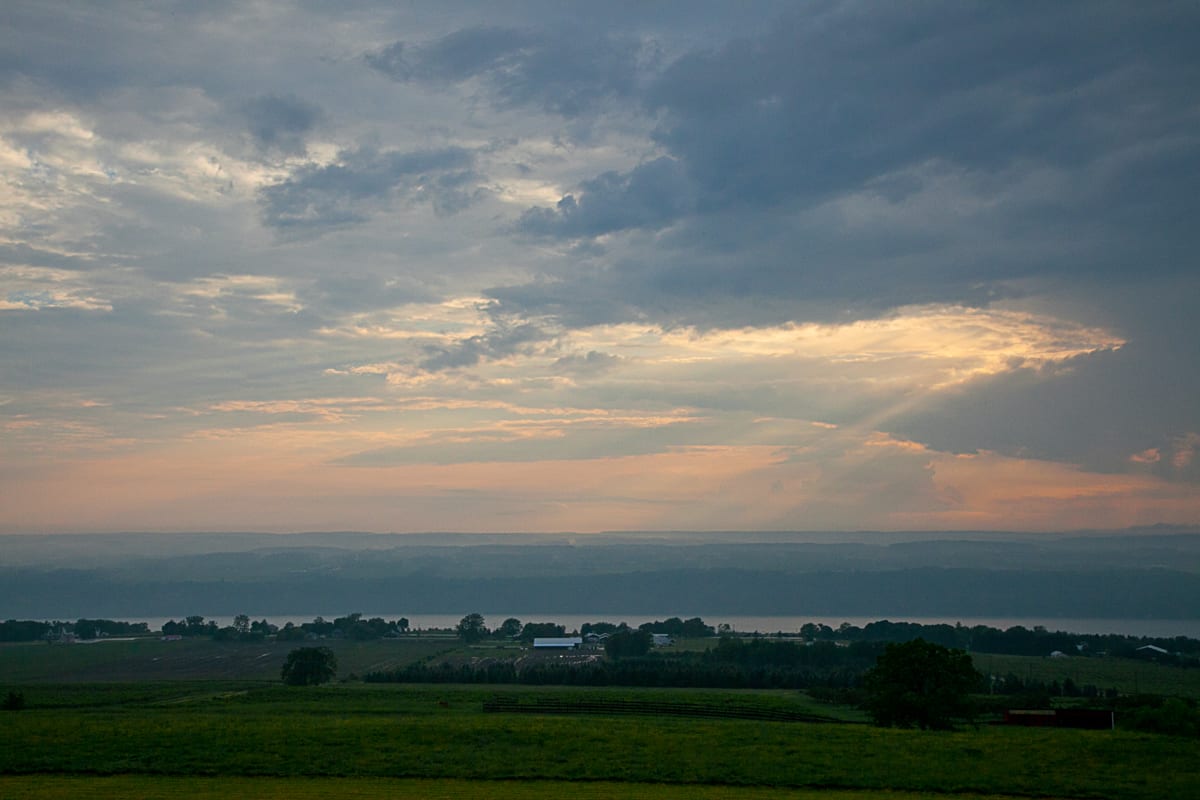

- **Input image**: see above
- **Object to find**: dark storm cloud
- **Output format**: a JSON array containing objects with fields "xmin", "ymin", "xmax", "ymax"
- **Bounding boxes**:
[
  {"xmin": 258, "ymin": 145, "xmax": 478, "ymax": 231},
  {"xmin": 239, "ymin": 94, "xmax": 322, "ymax": 156},
  {"xmin": 496, "ymin": 2, "xmax": 1200, "ymax": 327},
  {"xmin": 642, "ymin": 3, "xmax": 1200, "ymax": 215},
  {"xmin": 366, "ymin": 25, "xmax": 647, "ymax": 115}
]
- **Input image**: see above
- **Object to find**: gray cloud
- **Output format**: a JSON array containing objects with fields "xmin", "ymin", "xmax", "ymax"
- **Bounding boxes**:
[
  {"xmin": 258, "ymin": 146, "xmax": 478, "ymax": 231},
  {"xmin": 366, "ymin": 27, "xmax": 540, "ymax": 83},
  {"xmin": 517, "ymin": 157, "xmax": 693, "ymax": 237},
  {"xmin": 493, "ymin": 3, "xmax": 1200, "ymax": 332},
  {"xmin": 419, "ymin": 319, "xmax": 554, "ymax": 372},
  {"xmin": 551, "ymin": 350, "xmax": 622, "ymax": 377},
  {"xmin": 645, "ymin": 4, "xmax": 1200, "ymax": 209},
  {"xmin": 239, "ymin": 94, "xmax": 322, "ymax": 156},
  {"xmin": 3, "ymin": 1, "xmax": 1199, "ymax": 530},
  {"xmin": 367, "ymin": 25, "xmax": 648, "ymax": 116}
]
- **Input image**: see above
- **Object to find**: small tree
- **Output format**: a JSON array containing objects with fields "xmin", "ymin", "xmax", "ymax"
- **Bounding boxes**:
[
  {"xmin": 281, "ymin": 646, "xmax": 337, "ymax": 686},
  {"xmin": 862, "ymin": 639, "xmax": 982, "ymax": 730},
  {"xmin": 456, "ymin": 613, "xmax": 488, "ymax": 643}
]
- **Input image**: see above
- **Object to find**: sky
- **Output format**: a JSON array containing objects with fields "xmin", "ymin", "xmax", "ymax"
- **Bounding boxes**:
[{"xmin": 1, "ymin": 1, "xmax": 1198, "ymax": 535}]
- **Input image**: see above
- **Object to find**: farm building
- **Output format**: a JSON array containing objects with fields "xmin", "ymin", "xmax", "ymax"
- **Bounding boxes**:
[{"xmin": 533, "ymin": 637, "xmax": 583, "ymax": 649}]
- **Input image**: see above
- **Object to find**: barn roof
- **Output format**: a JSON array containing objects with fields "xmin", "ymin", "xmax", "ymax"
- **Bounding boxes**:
[{"xmin": 533, "ymin": 637, "xmax": 583, "ymax": 648}]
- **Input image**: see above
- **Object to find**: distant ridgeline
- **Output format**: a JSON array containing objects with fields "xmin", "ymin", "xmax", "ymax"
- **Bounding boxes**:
[{"xmin": 4, "ymin": 531, "xmax": 1200, "ymax": 620}]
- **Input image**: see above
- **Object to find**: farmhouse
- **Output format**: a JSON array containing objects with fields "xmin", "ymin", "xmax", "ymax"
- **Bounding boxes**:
[{"xmin": 533, "ymin": 637, "xmax": 583, "ymax": 650}]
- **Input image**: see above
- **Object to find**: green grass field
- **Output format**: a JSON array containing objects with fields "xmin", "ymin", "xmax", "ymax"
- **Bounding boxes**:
[
  {"xmin": 1, "ymin": 682, "xmax": 1198, "ymax": 799},
  {"xmin": 4, "ymin": 639, "xmax": 1200, "ymax": 798}
]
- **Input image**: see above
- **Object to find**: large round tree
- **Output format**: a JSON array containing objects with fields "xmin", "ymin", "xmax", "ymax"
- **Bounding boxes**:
[
  {"xmin": 455, "ymin": 613, "xmax": 488, "ymax": 643},
  {"xmin": 862, "ymin": 638, "xmax": 982, "ymax": 730},
  {"xmin": 280, "ymin": 646, "xmax": 337, "ymax": 686}
]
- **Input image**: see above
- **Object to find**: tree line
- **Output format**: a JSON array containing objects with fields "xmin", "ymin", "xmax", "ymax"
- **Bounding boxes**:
[
  {"xmin": 0, "ymin": 618, "xmax": 149, "ymax": 641},
  {"xmin": 3, "ymin": 614, "xmax": 1197, "ymax": 664},
  {"xmin": 789, "ymin": 620, "xmax": 1200, "ymax": 663},
  {"xmin": 453, "ymin": 614, "xmax": 716, "ymax": 644}
]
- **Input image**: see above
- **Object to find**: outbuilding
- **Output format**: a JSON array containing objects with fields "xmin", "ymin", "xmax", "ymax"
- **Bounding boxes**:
[{"xmin": 533, "ymin": 637, "xmax": 583, "ymax": 649}]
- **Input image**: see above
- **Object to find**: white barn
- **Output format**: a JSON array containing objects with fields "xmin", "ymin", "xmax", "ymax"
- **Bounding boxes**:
[{"xmin": 533, "ymin": 637, "xmax": 583, "ymax": 649}]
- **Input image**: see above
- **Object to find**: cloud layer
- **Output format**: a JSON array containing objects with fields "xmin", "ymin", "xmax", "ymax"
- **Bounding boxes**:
[{"xmin": 1, "ymin": 1, "xmax": 1198, "ymax": 533}]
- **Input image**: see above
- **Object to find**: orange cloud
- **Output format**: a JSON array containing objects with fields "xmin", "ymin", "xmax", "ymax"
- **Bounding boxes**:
[
  {"xmin": 1130, "ymin": 448, "xmax": 1162, "ymax": 465},
  {"xmin": 6, "ymin": 423, "xmax": 1197, "ymax": 535}
]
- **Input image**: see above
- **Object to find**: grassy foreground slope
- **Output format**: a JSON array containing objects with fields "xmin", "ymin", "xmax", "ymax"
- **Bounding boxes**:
[
  {"xmin": 0, "ymin": 776, "xmax": 1053, "ymax": 800},
  {"xmin": 1, "ymin": 684, "xmax": 1197, "ymax": 799}
]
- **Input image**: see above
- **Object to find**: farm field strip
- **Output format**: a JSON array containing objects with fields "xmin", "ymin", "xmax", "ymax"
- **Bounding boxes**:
[
  {"xmin": 6, "ymin": 637, "xmax": 1200, "ymax": 699},
  {"xmin": 0, "ymin": 638, "xmax": 455, "ymax": 683},
  {"xmin": 971, "ymin": 653, "xmax": 1200, "ymax": 698}
]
